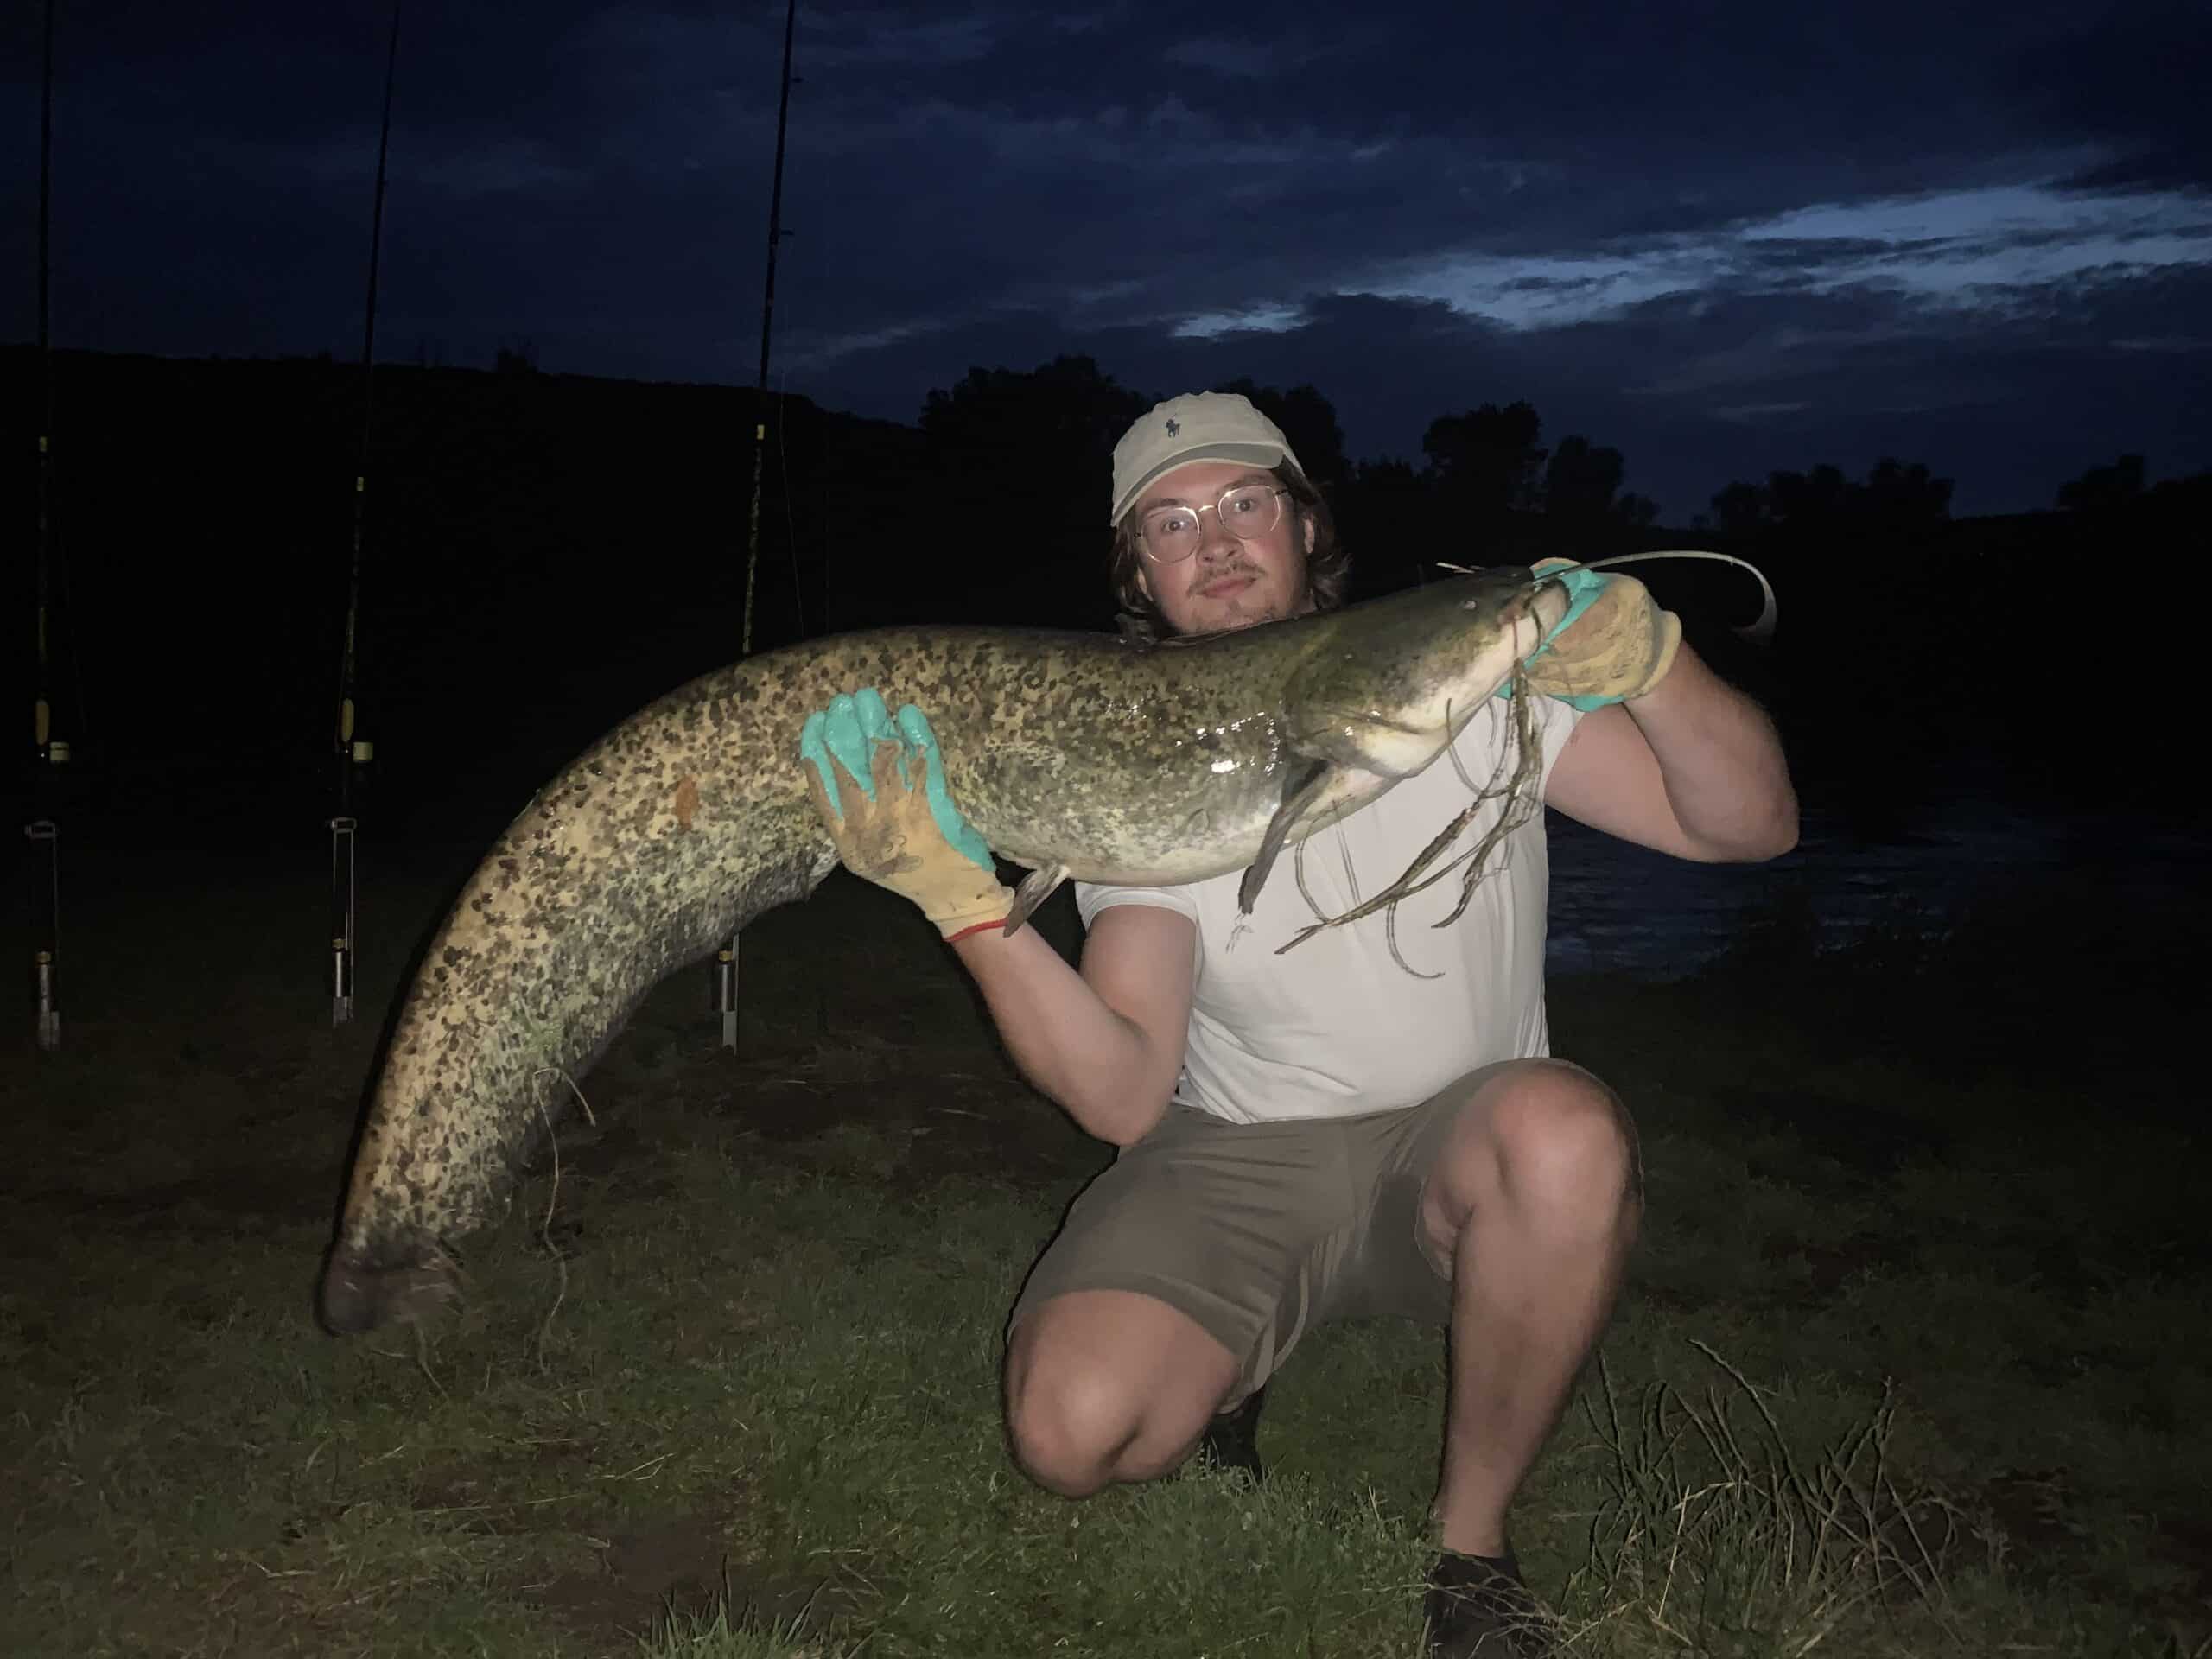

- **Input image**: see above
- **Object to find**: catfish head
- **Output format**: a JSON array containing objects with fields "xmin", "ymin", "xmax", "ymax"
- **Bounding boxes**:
[
  {"xmin": 1235, "ymin": 567, "xmax": 1570, "ymax": 913},
  {"xmin": 1282, "ymin": 566, "xmax": 1569, "ymax": 774}
]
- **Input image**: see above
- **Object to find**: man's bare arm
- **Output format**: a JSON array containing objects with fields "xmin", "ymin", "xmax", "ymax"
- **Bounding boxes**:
[
  {"xmin": 953, "ymin": 903, "xmax": 1194, "ymax": 1147},
  {"xmin": 1544, "ymin": 642, "xmax": 1798, "ymax": 862}
]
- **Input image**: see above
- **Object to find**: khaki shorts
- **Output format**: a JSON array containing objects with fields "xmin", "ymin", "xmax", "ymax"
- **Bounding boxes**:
[{"xmin": 1008, "ymin": 1061, "xmax": 1517, "ymax": 1398}]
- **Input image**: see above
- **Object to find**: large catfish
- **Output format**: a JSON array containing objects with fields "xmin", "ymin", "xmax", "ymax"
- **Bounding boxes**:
[{"xmin": 319, "ymin": 566, "xmax": 1571, "ymax": 1333}]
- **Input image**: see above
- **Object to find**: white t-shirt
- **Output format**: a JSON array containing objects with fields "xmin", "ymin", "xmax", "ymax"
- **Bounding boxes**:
[{"xmin": 1076, "ymin": 694, "xmax": 1584, "ymax": 1124}]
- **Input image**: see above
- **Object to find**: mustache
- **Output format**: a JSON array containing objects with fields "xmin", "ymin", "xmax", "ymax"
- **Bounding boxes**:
[{"xmin": 1190, "ymin": 558, "xmax": 1261, "ymax": 586}]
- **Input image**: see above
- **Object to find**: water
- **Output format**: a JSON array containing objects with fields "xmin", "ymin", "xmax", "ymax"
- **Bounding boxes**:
[
  {"xmin": 16, "ymin": 752, "xmax": 2194, "ymax": 994},
  {"xmin": 1541, "ymin": 796, "xmax": 2201, "ymax": 981}
]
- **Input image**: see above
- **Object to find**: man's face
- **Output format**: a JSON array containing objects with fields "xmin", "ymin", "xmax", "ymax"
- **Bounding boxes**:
[{"xmin": 1132, "ymin": 460, "xmax": 1317, "ymax": 636}]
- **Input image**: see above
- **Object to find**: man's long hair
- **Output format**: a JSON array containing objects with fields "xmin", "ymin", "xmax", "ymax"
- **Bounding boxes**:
[{"xmin": 1109, "ymin": 464, "xmax": 1348, "ymax": 643}]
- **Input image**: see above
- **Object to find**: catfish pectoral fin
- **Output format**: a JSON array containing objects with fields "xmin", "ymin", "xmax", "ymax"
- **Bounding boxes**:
[
  {"xmin": 1004, "ymin": 861, "xmax": 1071, "ymax": 934},
  {"xmin": 1237, "ymin": 760, "xmax": 1335, "ymax": 916}
]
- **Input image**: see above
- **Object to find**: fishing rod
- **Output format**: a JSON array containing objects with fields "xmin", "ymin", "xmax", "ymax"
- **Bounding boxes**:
[
  {"xmin": 27, "ymin": 0, "xmax": 63, "ymax": 1051},
  {"xmin": 711, "ymin": 0, "xmax": 799, "ymax": 1052},
  {"xmin": 329, "ymin": 1, "xmax": 401, "ymax": 1027}
]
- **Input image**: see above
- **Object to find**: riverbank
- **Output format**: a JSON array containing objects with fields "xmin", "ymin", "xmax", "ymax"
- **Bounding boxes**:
[{"xmin": 1, "ymin": 850, "xmax": 2201, "ymax": 1656}]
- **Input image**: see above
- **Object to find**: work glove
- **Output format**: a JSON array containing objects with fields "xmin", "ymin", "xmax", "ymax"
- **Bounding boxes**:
[
  {"xmin": 798, "ymin": 689, "xmax": 1012, "ymax": 939},
  {"xmin": 1514, "ymin": 558, "xmax": 1682, "ymax": 709}
]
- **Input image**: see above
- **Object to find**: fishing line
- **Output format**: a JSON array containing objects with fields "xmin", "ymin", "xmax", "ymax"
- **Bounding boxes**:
[
  {"xmin": 1567, "ymin": 549, "xmax": 1777, "ymax": 643},
  {"xmin": 1287, "ymin": 550, "xmax": 1772, "ymax": 965},
  {"xmin": 1434, "ymin": 550, "xmax": 1777, "ymax": 643}
]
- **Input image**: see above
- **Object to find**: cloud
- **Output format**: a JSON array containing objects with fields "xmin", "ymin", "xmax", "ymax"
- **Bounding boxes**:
[
  {"xmin": 797, "ymin": 257, "xmax": 2212, "ymax": 520},
  {"xmin": 2002, "ymin": 1, "xmax": 2212, "ymax": 194},
  {"xmin": 4, "ymin": 0, "xmax": 2205, "ymax": 520}
]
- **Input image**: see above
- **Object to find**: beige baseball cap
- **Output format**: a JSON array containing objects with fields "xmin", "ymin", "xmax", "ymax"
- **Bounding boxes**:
[{"xmin": 1109, "ymin": 391, "xmax": 1306, "ymax": 524}]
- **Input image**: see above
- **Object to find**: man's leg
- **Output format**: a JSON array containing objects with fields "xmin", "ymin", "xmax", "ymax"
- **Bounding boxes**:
[
  {"xmin": 1004, "ymin": 1289, "xmax": 1241, "ymax": 1495},
  {"xmin": 1001, "ymin": 1103, "xmax": 1341, "ymax": 1496},
  {"xmin": 1414, "ymin": 1058, "xmax": 1641, "ymax": 1558}
]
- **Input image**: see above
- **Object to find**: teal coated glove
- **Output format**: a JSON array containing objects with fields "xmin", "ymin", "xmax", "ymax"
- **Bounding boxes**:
[
  {"xmin": 1498, "ymin": 561, "xmax": 1682, "ymax": 710},
  {"xmin": 798, "ymin": 690, "xmax": 1008, "ymax": 936}
]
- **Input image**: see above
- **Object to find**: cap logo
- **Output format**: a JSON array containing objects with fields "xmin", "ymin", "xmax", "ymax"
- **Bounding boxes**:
[{"xmin": 1164, "ymin": 417, "xmax": 1180, "ymax": 435}]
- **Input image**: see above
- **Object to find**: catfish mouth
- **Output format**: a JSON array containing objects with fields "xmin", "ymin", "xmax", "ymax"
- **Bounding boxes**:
[{"xmin": 1522, "ymin": 571, "xmax": 1573, "ymax": 638}]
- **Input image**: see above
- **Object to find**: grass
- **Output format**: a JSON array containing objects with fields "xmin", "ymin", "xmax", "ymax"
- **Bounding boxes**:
[{"xmin": 1, "ymin": 839, "xmax": 2204, "ymax": 1656}]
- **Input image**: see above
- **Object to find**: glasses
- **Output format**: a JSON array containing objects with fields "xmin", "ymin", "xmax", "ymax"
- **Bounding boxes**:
[{"xmin": 1135, "ymin": 484, "xmax": 1291, "ymax": 564}]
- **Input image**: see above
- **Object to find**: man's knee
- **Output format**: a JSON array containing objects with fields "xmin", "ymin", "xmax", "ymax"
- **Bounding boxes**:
[
  {"xmin": 1494, "ymin": 1060, "xmax": 1640, "ymax": 1209},
  {"xmin": 1004, "ymin": 1339, "xmax": 1154, "ymax": 1497},
  {"xmin": 1422, "ymin": 1061, "xmax": 1641, "ymax": 1257},
  {"xmin": 1002, "ymin": 1294, "xmax": 1238, "ymax": 1497}
]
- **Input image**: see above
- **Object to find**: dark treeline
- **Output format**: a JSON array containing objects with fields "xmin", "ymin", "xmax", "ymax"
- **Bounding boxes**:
[
  {"xmin": 5, "ymin": 345, "xmax": 2201, "ymax": 848},
  {"xmin": 913, "ymin": 356, "xmax": 1665, "ymax": 624}
]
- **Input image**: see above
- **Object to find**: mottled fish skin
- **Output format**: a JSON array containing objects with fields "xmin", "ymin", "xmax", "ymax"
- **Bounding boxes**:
[{"xmin": 319, "ymin": 569, "xmax": 1564, "ymax": 1332}]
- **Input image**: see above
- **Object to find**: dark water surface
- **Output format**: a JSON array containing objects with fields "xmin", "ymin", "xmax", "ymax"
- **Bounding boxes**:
[
  {"xmin": 11, "ymin": 745, "xmax": 2198, "ymax": 1000},
  {"xmin": 1543, "ymin": 791, "xmax": 2201, "ymax": 981}
]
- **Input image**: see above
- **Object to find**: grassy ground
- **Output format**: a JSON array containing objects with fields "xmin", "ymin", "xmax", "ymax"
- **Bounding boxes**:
[{"xmin": 1, "ymin": 836, "xmax": 2203, "ymax": 1657}]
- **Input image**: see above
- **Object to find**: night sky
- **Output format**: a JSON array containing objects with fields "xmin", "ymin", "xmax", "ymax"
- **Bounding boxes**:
[{"xmin": 6, "ymin": 1, "xmax": 2209, "ymax": 520}]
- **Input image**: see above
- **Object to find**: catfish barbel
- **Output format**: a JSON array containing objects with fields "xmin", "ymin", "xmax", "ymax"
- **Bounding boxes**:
[{"xmin": 318, "ymin": 566, "xmax": 1571, "ymax": 1334}]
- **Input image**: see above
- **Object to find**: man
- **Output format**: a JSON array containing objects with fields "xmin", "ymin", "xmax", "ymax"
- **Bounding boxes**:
[{"xmin": 798, "ymin": 392, "xmax": 1796, "ymax": 1656}]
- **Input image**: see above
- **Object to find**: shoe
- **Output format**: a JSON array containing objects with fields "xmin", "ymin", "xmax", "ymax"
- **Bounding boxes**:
[
  {"xmin": 1422, "ymin": 1549, "xmax": 1552, "ymax": 1657},
  {"xmin": 1193, "ymin": 1382, "xmax": 1268, "ymax": 1484}
]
